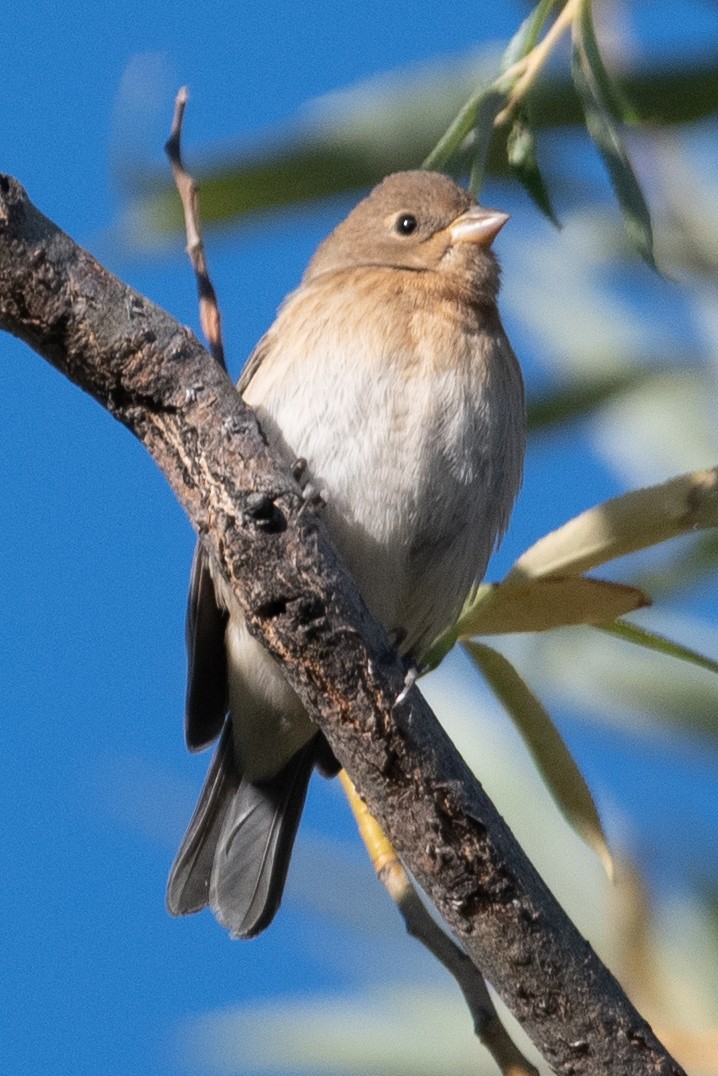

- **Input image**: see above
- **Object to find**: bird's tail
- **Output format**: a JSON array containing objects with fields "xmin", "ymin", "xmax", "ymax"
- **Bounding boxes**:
[{"xmin": 166, "ymin": 722, "xmax": 318, "ymax": 939}]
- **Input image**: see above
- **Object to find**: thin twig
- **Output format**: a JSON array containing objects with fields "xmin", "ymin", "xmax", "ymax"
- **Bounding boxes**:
[
  {"xmin": 340, "ymin": 771, "xmax": 540, "ymax": 1076},
  {"xmin": 165, "ymin": 86, "xmax": 226, "ymax": 371}
]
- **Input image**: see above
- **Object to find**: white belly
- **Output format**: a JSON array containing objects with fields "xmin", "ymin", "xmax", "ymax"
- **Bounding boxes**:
[{"xmin": 226, "ymin": 272, "xmax": 524, "ymax": 778}]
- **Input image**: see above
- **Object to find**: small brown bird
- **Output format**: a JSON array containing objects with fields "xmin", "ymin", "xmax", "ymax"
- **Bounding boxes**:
[{"xmin": 167, "ymin": 171, "xmax": 525, "ymax": 938}]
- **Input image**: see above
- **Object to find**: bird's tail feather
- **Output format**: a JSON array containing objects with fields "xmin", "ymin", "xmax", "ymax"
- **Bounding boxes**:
[
  {"xmin": 166, "ymin": 721, "xmax": 238, "ymax": 917},
  {"xmin": 166, "ymin": 724, "xmax": 317, "ymax": 939}
]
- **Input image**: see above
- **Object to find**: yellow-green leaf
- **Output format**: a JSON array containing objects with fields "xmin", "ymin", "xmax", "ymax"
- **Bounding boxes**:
[
  {"xmin": 457, "ymin": 576, "xmax": 649, "ymax": 637},
  {"xmin": 507, "ymin": 467, "xmax": 718, "ymax": 582},
  {"xmin": 464, "ymin": 641, "xmax": 613, "ymax": 878}
]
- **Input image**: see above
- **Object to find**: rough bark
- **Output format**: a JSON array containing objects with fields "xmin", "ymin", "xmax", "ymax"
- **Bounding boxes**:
[{"xmin": 0, "ymin": 175, "xmax": 685, "ymax": 1076}]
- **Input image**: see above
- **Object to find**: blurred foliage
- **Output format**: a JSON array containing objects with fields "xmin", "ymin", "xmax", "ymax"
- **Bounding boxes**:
[
  {"xmin": 127, "ymin": 0, "xmax": 718, "ymax": 1072},
  {"xmin": 126, "ymin": 49, "xmax": 718, "ymax": 242}
]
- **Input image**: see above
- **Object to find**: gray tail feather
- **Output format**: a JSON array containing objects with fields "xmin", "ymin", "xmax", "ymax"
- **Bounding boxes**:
[
  {"xmin": 166, "ymin": 723, "xmax": 317, "ymax": 939},
  {"xmin": 166, "ymin": 721, "xmax": 239, "ymax": 917}
]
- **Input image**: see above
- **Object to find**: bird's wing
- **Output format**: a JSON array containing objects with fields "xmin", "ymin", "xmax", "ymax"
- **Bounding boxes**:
[
  {"xmin": 184, "ymin": 545, "xmax": 229, "ymax": 751},
  {"xmin": 236, "ymin": 332, "xmax": 273, "ymax": 395},
  {"xmin": 183, "ymin": 331, "xmax": 274, "ymax": 752}
]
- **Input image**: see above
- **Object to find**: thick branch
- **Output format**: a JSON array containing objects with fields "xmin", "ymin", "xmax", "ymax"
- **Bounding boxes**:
[{"xmin": 0, "ymin": 175, "xmax": 684, "ymax": 1076}]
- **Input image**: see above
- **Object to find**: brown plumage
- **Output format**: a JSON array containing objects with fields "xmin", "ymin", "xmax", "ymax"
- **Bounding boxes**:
[{"xmin": 167, "ymin": 171, "xmax": 526, "ymax": 938}]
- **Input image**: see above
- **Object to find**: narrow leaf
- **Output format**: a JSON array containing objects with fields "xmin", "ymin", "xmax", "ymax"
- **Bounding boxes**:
[
  {"xmin": 636, "ymin": 530, "xmax": 718, "ymax": 599},
  {"xmin": 467, "ymin": 90, "xmax": 506, "ymax": 196},
  {"xmin": 507, "ymin": 467, "xmax": 718, "ymax": 582},
  {"xmin": 422, "ymin": 87, "xmax": 493, "ymax": 172},
  {"xmin": 571, "ymin": 1, "xmax": 655, "ymax": 265},
  {"xmin": 428, "ymin": 0, "xmax": 557, "ymax": 184},
  {"xmin": 421, "ymin": 625, "xmax": 459, "ymax": 674},
  {"xmin": 596, "ymin": 620, "xmax": 718, "ymax": 677},
  {"xmin": 500, "ymin": 0, "xmax": 558, "ymax": 73},
  {"xmin": 457, "ymin": 576, "xmax": 649, "ymax": 637},
  {"xmin": 526, "ymin": 367, "xmax": 655, "ymax": 432},
  {"xmin": 131, "ymin": 59, "xmax": 718, "ymax": 241},
  {"xmin": 464, "ymin": 641, "xmax": 613, "ymax": 878},
  {"xmin": 575, "ymin": 0, "xmax": 639, "ymax": 122},
  {"xmin": 506, "ymin": 112, "xmax": 560, "ymax": 226}
]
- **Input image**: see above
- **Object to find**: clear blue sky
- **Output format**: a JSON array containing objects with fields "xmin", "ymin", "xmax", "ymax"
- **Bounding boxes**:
[{"xmin": 2, "ymin": 3, "xmax": 717, "ymax": 1074}]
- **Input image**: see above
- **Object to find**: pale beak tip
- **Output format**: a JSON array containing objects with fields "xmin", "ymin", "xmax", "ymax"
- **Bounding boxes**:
[{"xmin": 450, "ymin": 208, "xmax": 509, "ymax": 247}]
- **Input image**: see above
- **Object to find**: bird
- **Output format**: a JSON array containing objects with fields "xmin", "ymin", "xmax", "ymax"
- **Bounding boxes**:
[{"xmin": 166, "ymin": 170, "xmax": 526, "ymax": 939}]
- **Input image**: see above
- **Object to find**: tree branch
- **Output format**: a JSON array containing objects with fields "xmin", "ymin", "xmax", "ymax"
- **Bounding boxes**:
[{"xmin": 0, "ymin": 173, "xmax": 685, "ymax": 1076}]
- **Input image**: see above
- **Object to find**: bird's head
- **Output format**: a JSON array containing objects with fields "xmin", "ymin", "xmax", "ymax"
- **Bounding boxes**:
[{"xmin": 304, "ymin": 170, "xmax": 508, "ymax": 301}]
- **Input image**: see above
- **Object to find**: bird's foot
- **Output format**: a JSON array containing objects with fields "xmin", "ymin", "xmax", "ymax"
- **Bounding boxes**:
[
  {"xmin": 291, "ymin": 457, "xmax": 308, "ymax": 484},
  {"xmin": 293, "ymin": 458, "xmax": 327, "ymax": 515}
]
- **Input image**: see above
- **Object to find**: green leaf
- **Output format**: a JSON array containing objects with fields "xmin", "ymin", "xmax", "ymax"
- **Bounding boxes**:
[
  {"xmin": 620, "ymin": 63, "xmax": 718, "ymax": 126},
  {"xmin": 467, "ymin": 90, "xmax": 506, "ymax": 196},
  {"xmin": 526, "ymin": 367, "xmax": 655, "ymax": 432},
  {"xmin": 596, "ymin": 620, "xmax": 718, "ymax": 678},
  {"xmin": 571, "ymin": 0, "xmax": 655, "ymax": 265},
  {"xmin": 575, "ymin": 0, "xmax": 639, "ymax": 122},
  {"xmin": 464, "ymin": 641, "xmax": 613, "ymax": 878},
  {"xmin": 428, "ymin": 0, "xmax": 559, "ymax": 187},
  {"xmin": 422, "ymin": 85, "xmax": 503, "ymax": 177},
  {"xmin": 421, "ymin": 625, "xmax": 459, "ymax": 674},
  {"xmin": 500, "ymin": 0, "xmax": 558, "ymax": 73},
  {"xmin": 128, "ymin": 56, "xmax": 718, "ymax": 240},
  {"xmin": 420, "ymin": 91, "xmax": 483, "ymax": 172},
  {"xmin": 506, "ymin": 111, "xmax": 560, "ymax": 226}
]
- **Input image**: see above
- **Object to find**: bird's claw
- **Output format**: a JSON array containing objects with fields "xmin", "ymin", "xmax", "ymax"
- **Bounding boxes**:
[
  {"xmin": 292, "ymin": 457, "xmax": 308, "ymax": 483},
  {"xmin": 395, "ymin": 664, "xmax": 419, "ymax": 706},
  {"xmin": 293, "ymin": 458, "xmax": 327, "ymax": 516}
]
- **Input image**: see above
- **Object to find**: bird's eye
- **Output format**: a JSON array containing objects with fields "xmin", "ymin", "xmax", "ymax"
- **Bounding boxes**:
[{"xmin": 395, "ymin": 214, "xmax": 418, "ymax": 236}]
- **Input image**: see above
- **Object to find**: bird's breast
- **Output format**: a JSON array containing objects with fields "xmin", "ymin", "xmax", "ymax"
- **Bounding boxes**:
[{"xmin": 242, "ymin": 270, "xmax": 524, "ymax": 656}]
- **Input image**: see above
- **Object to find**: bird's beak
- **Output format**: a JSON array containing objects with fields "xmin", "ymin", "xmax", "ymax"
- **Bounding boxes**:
[{"xmin": 449, "ymin": 207, "xmax": 509, "ymax": 247}]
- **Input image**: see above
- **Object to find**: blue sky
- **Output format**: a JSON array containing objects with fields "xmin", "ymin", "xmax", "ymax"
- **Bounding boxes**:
[{"xmin": 3, "ymin": 3, "xmax": 718, "ymax": 1074}]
